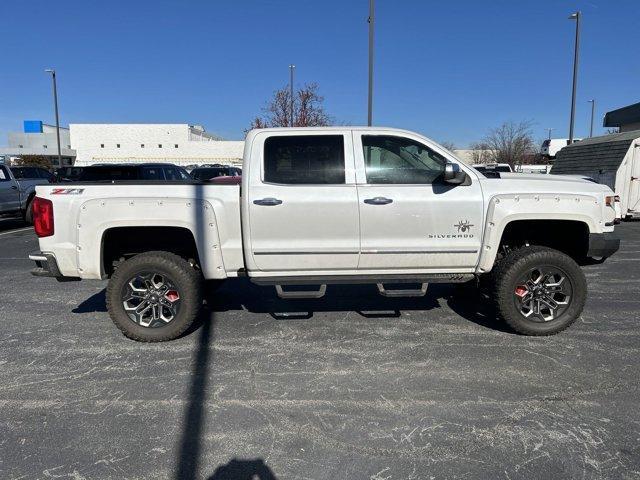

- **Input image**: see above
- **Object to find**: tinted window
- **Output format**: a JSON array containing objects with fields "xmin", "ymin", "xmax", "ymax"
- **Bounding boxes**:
[
  {"xmin": 164, "ymin": 167, "xmax": 189, "ymax": 181},
  {"xmin": 79, "ymin": 167, "xmax": 139, "ymax": 181},
  {"xmin": 11, "ymin": 167, "xmax": 43, "ymax": 179},
  {"xmin": 362, "ymin": 135, "xmax": 446, "ymax": 184},
  {"xmin": 495, "ymin": 165, "xmax": 512, "ymax": 173},
  {"xmin": 264, "ymin": 135, "xmax": 345, "ymax": 184},
  {"xmin": 191, "ymin": 168, "xmax": 227, "ymax": 181},
  {"xmin": 142, "ymin": 167, "xmax": 165, "ymax": 180},
  {"xmin": 0, "ymin": 166, "xmax": 9, "ymax": 181}
]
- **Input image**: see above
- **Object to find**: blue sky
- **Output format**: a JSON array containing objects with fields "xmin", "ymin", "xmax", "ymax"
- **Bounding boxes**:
[{"xmin": 0, "ymin": 0, "xmax": 638, "ymax": 147}]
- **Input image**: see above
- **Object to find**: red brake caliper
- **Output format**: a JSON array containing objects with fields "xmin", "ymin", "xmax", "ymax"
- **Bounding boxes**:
[
  {"xmin": 164, "ymin": 290, "xmax": 180, "ymax": 302},
  {"xmin": 514, "ymin": 285, "xmax": 528, "ymax": 298}
]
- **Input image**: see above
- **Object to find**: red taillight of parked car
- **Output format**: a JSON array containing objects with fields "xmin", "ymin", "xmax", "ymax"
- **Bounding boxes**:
[{"xmin": 32, "ymin": 196, "xmax": 54, "ymax": 237}]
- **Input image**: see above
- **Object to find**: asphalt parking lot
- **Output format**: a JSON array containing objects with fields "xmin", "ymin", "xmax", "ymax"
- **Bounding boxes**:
[{"xmin": 1, "ymin": 219, "xmax": 639, "ymax": 479}]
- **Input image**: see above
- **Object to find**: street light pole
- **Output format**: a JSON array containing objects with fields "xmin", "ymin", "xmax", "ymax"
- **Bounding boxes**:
[
  {"xmin": 289, "ymin": 64, "xmax": 295, "ymax": 127},
  {"xmin": 367, "ymin": 0, "xmax": 375, "ymax": 126},
  {"xmin": 588, "ymin": 99, "xmax": 595, "ymax": 137},
  {"xmin": 546, "ymin": 128, "xmax": 554, "ymax": 140},
  {"xmin": 45, "ymin": 69, "xmax": 62, "ymax": 166},
  {"xmin": 568, "ymin": 11, "xmax": 581, "ymax": 144}
]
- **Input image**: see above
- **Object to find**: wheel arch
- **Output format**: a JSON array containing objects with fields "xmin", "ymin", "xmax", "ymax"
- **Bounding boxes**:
[{"xmin": 478, "ymin": 215, "xmax": 593, "ymax": 272}]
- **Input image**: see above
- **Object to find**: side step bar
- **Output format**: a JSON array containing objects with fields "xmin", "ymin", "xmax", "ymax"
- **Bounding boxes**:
[
  {"xmin": 252, "ymin": 273, "xmax": 474, "ymax": 286},
  {"xmin": 377, "ymin": 283, "xmax": 428, "ymax": 298},
  {"xmin": 275, "ymin": 284, "xmax": 327, "ymax": 299}
]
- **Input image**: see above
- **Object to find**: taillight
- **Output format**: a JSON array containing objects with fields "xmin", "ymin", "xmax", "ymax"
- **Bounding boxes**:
[{"xmin": 32, "ymin": 196, "xmax": 54, "ymax": 237}]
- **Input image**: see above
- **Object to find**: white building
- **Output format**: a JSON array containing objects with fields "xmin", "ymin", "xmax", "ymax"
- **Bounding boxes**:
[
  {"xmin": 71, "ymin": 124, "xmax": 244, "ymax": 167},
  {"xmin": 0, "ymin": 120, "xmax": 76, "ymax": 167}
]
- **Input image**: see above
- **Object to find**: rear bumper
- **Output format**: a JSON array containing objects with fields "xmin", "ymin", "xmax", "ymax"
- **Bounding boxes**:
[
  {"xmin": 29, "ymin": 252, "xmax": 80, "ymax": 281},
  {"xmin": 587, "ymin": 233, "xmax": 620, "ymax": 259}
]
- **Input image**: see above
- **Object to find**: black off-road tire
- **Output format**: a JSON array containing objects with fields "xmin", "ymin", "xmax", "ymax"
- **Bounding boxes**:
[
  {"xmin": 106, "ymin": 251, "xmax": 203, "ymax": 342},
  {"xmin": 491, "ymin": 246, "xmax": 587, "ymax": 335}
]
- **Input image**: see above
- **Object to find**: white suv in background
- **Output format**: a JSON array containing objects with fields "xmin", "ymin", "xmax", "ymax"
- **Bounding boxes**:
[{"xmin": 542, "ymin": 138, "xmax": 582, "ymax": 159}]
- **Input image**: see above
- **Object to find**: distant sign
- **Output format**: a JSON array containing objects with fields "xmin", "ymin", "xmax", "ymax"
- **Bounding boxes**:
[{"xmin": 24, "ymin": 120, "xmax": 43, "ymax": 133}]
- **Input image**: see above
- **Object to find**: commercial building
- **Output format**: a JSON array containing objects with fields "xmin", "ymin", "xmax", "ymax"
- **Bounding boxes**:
[
  {"xmin": 71, "ymin": 124, "xmax": 244, "ymax": 167},
  {"xmin": 603, "ymin": 101, "xmax": 640, "ymax": 132},
  {"xmin": 0, "ymin": 120, "xmax": 76, "ymax": 166}
]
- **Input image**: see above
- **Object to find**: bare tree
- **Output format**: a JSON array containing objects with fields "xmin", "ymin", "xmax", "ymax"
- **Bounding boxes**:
[
  {"xmin": 480, "ymin": 120, "xmax": 536, "ymax": 167},
  {"xmin": 439, "ymin": 141, "xmax": 457, "ymax": 151},
  {"xmin": 13, "ymin": 155, "xmax": 52, "ymax": 170},
  {"xmin": 469, "ymin": 141, "xmax": 493, "ymax": 164},
  {"xmin": 248, "ymin": 82, "xmax": 332, "ymax": 130}
]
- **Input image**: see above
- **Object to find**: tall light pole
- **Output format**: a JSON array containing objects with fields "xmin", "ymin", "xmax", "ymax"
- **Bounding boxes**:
[
  {"xmin": 546, "ymin": 128, "xmax": 554, "ymax": 140},
  {"xmin": 44, "ymin": 69, "xmax": 62, "ymax": 166},
  {"xmin": 367, "ymin": 0, "xmax": 375, "ymax": 126},
  {"xmin": 588, "ymin": 99, "xmax": 595, "ymax": 137},
  {"xmin": 289, "ymin": 64, "xmax": 295, "ymax": 127},
  {"xmin": 568, "ymin": 11, "xmax": 581, "ymax": 144}
]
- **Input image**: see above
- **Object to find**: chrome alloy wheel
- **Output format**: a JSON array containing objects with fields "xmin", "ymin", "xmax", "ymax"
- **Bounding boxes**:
[
  {"xmin": 121, "ymin": 272, "xmax": 181, "ymax": 327},
  {"xmin": 513, "ymin": 266, "xmax": 573, "ymax": 322}
]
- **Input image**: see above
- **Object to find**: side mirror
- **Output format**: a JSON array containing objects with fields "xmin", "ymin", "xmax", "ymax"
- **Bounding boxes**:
[{"xmin": 443, "ymin": 162, "xmax": 467, "ymax": 185}]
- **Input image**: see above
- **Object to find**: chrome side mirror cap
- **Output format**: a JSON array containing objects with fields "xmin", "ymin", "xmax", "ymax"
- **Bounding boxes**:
[{"xmin": 443, "ymin": 162, "xmax": 468, "ymax": 185}]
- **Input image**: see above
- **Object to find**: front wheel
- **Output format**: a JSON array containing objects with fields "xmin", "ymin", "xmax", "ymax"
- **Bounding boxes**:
[
  {"xmin": 492, "ymin": 246, "xmax": 587, "ymax": 335},
  {"xmin": 106, "ymin": 251, "xmax": 203, "ymax": 341}
]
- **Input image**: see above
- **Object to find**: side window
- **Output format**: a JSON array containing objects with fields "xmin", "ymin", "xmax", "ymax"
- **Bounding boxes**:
[
  {"xmin": 0, "ymin": 166, "xmax": 9, "ymax": 181},
  {"xmin": 362, "ymin": 135, "xmax": 446, "ymax": 184},
  {"xmin": 142, "ymin": 167, "xmax": 165, "ymax": 180},
  {"xmin": 264, "ymin": 135, "xmax": 345, "ymax": 184},
  {"xmin": 163, "ymin": 167, "xmax": 181, "ymax": 181}
]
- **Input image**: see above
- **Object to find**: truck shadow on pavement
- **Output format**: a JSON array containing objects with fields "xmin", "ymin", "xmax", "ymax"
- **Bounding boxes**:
[{"xmin": 72, "ymin": 279, "xmax": 513, "ymax": 334}]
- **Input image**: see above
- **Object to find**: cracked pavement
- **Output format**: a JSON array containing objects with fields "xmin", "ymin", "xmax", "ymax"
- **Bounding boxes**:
[{"xmin": 0, "ymin": 219, "xmax": 639, "ymax": 479}]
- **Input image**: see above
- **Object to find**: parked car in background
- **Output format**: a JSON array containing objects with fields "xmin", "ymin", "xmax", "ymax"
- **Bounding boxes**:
[
  {"xmin": 542, "ymin": 138, "xmax": 582, "ymax": 159},
  {"xmin": 77, "ymin": 163, "xmax": 191, "ymax": 182},
  {"xmin": 0, "ymin": 165, "xmax": 53, "ymax": 223},
  {"xmin": 473, "ymin": 163, "xmax": 513, "ymax": 176},
  {"xmin": 55, "ymin": 167, "xmax": 85, "ymax": 182},
  {"xmin": 10, "ymin": 166, "xmax": 55, "ymax": 183},
  {"xmin": 190, "ymin": 165, "xmax": 242, "ymax": 181}
]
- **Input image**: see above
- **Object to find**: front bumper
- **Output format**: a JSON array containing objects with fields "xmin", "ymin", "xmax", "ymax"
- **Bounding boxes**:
[
  {"xmin": 29, "ymin": 252, "xmax": 80, "ymax": 281},
  {"xmin": 587, "ymin": 233, "xmax": 620, "ymax": 259}
]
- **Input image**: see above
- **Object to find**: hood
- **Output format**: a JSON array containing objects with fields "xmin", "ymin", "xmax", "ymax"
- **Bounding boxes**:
[{"xmin": 477, "ymin": 172, "xmax": 612, "ymax": 197}]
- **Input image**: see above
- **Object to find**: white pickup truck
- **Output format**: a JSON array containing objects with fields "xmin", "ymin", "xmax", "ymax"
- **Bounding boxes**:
[{"xmin": 29, "ymin": 127, "xmax": 620, "ymax": 341}]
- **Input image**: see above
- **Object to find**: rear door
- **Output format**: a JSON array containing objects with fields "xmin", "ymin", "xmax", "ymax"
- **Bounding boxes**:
[
  {"xmin": 246, "ymin": 131, "xmax": 359, "ymax": 272},
  {"xmin": 354, "ymin": 131, "xmax": 484, "ymax": 272},
  {"xmin": 0, "ymin": 166, "xmax": 20, "ymax": 211}
]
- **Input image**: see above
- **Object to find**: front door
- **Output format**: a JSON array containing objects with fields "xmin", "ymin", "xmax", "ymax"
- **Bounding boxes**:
[
  {"xmin": 246, "ymin": 131, "xmax": 360, "ymax": 273},
  {"xmin": 0, "ymin": 166, "xmax": 20, "ymax": 212},
  {"xmin": 354, "ymin": 132, "xmax": 484, "ymax": 272}
]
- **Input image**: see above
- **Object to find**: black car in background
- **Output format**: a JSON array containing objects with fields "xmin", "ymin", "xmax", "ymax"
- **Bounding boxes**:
[
  {"xmin": 76, "ymin": 163, "xmax": 191, "ymax": 182},
  {"xmin": 190, "ymin": 165, "xmax": 242, "ymax": 181},
  {"xmin": 10, "ymin": 166, "xmax": 55, "ymax": 182}
]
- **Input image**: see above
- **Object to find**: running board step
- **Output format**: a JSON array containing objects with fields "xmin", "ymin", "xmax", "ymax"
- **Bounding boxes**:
[
  {"xmin": 377, "ymin": 283, "xmax": 428, "ymax": 298},
  {"xmin": 275, "ymin": 284, "xmax": 327, "ymax": 299}
]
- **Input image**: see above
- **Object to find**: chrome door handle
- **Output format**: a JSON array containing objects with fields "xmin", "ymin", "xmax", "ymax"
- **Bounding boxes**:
[
  {"xmin": 253, "ymin": 197, "xmax": 283, "ymax": 206},
  {"xmin": 364, "ymin": 197, "xmax": 393, "ymax": 205}
]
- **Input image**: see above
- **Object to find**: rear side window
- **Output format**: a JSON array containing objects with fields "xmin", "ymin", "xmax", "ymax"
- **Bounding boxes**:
[
  {"xmin": 264, "ymin": 135, "xmax": 345, "ymax": 184},
  {"xmin": 0, "ymin": 166, "xmax": 8, "ymax": 181}
]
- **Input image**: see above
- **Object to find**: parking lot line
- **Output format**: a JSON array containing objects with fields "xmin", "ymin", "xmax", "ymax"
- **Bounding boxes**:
[{"xmin": 0, "ymin": 227, "xmax": 33, "ymax": 237}]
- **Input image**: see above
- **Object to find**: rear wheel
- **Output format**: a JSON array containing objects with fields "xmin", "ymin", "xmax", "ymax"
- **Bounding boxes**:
[
  {"xmin": 106, "ymin": 251, "xmax": 203, "ymax": 341},
  {"xmin": 492, "ymin": 246, "xmax": 587, "ymax": 335}
]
